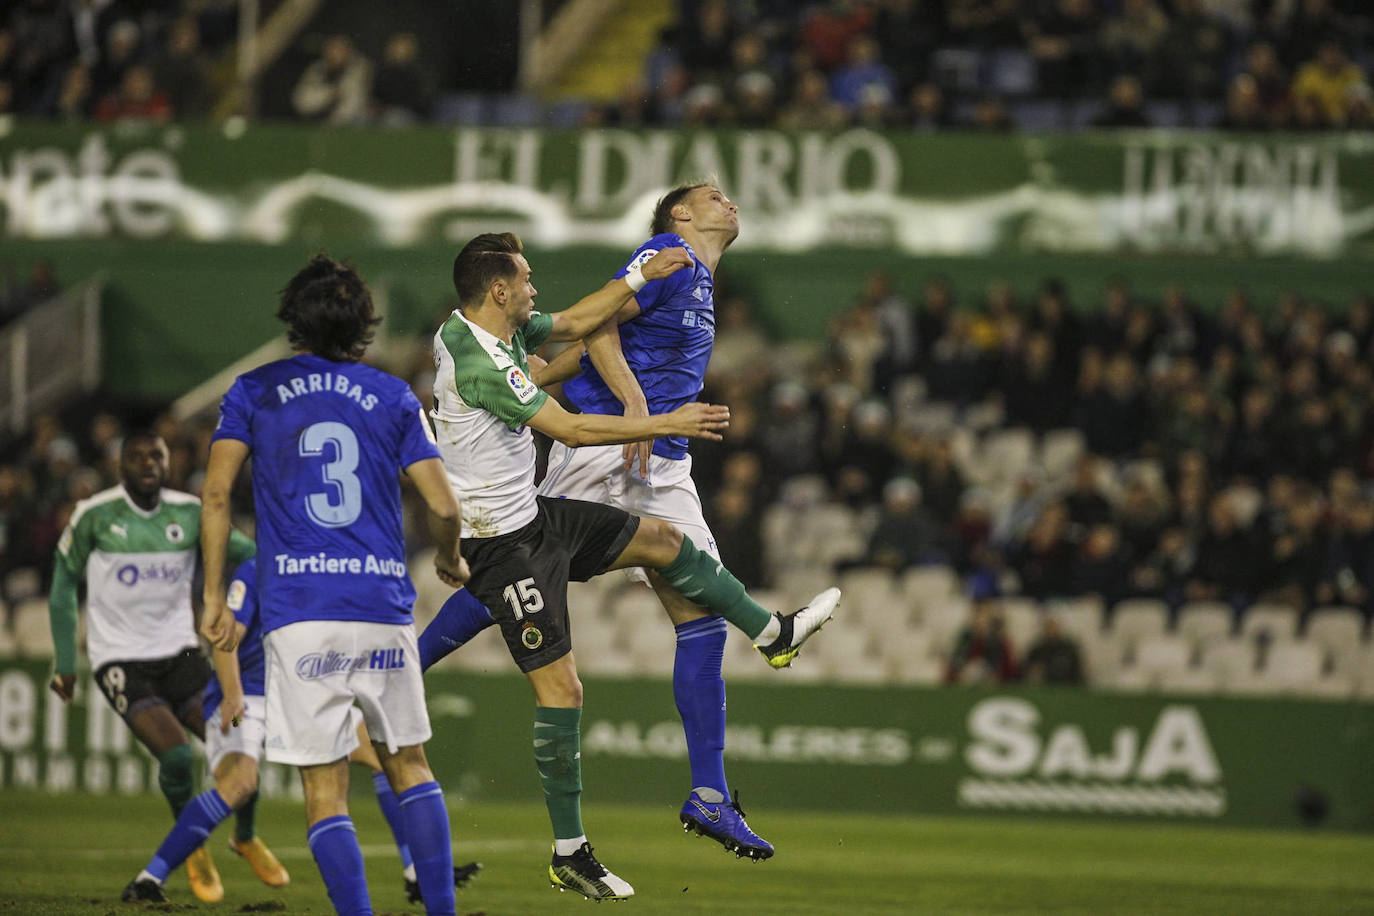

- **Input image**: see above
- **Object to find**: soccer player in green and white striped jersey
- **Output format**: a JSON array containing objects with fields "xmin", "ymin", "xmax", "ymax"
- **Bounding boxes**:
[{"xmin": 47, "ymin": 430, "xmax": 275, "ymax": 902}]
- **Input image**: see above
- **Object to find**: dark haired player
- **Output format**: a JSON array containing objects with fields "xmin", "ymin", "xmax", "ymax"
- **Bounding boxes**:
[
  {"xmin": 200, "ymin": 255, "xmax": 469, "ymax": 916},
  {"xmin": 425, "ymin": 184, "xmax": 791, "ymax": 861},
  {"xmin": 49, "ymin": 430, "xmax": 263, "ymax": 902},
  {"xmin": 424, "ymin": 231, "xmax": 838, "ymax": 900}
]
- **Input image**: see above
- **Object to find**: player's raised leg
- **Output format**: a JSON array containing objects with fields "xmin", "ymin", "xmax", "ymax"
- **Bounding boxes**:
[
  {"xmin": 417, "ymin": 588, "xmax": 495, "ymax": 671},
  {"xmin": 611, "ymin": 518, "xmax": 840, "ymax": 669}
]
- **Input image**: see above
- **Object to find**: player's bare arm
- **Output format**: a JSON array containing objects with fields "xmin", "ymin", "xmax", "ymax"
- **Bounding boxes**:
[
  {"xmin": 212, "ymin": 623, "xmax": 248, "ymax": 734},
  {"xmin": 585, "ymin": 317, "xmax": 655, "ymax": 478},
  {"xmin": 526, "ymin": 397, "xmax": 728, "ymax": 448},
  {"xmin": 529, "ymin": 345, "xmax": 584, "ymax": 387},
  {"xmin": 405, "ymin": 456, "xmax": 470, "ymax": 588},
  {"xmin": 201, "ymin": 438, "xmax": 250, "ymax": 652},
  {"xmin": 546, "ymin": 247, "xmax": 689, "ymax": 342}
]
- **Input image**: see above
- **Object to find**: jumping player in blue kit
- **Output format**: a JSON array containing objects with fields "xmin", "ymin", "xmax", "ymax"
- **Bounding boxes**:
[
  {"xmin": 198, "ymin": 256, "xmax": 470, "ymax": 916},
  {"xmin": 421, "ymin": 183, "xmax": 825, "ymax": 862}
]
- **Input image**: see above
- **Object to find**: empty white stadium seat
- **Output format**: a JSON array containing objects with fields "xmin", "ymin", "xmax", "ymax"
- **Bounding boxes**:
[
  {"xmin": 1176, "ymin": 601, "xmax": 1233, "ymax": 645},
  {"xmin": 981, "ymin": 428, "xmax": 1035, "ymax": 484},
  {"xmin": 1201, "ymin": 638, "xmax": 1257, "ymax": 685},
  {"xmin": 13, "ymin": 598, "xmax": 52, "ymax": 658},
  {"xmin": 1264, "ymin": 640, "xmax": 1324, "ymax": 694},
  {"xmin": 900, "ymin": 565, "xmax": 959, "ymax": 612},
  {"xmin": 1038, "ymin": 429, "xmax": 1086, "ymax": 480},
  {"xmin": 1109, "ymin": 599, "xmax": 1170, "ymax": 645},
  {"xmin": 1134, "ymin": 635, "xmax": 1194, "ymax": 679},
  {"xmin": 1156, "ymin": 667, "xmax": 1220, "ymax": 695},
  {"xmin": 1305, "ymin": 606, "xmax": 1365, "ymax": 652},
  {"xmin": 837, "ymin": 567, "xmax": 905, "ymax": 627},
  {"xmin": 997, "ymin": 598, "xmax": 1042, "ymax": 655},
  {"xmin": 1045, "ymin": 596, "xmax": 1104, "ymax": 643},
  {"xmin": 1241, "ymin": 603, "xmax": 1299, "ymax": 641}
]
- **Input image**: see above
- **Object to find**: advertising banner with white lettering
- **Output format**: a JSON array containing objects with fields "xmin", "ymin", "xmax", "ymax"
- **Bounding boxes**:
[
  {"xmin": 2, "ymin": 660, "xmax": 1371, "ymax": 830},
  {"xmin": 2, "ymin": 124, "xmax": 1373, "ymax": 257}
]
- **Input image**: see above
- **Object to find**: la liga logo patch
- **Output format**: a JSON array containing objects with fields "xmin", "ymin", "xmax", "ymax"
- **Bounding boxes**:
[{"xmin": 507, "ymin": 366, "xmax": 537, "ymax": 404}]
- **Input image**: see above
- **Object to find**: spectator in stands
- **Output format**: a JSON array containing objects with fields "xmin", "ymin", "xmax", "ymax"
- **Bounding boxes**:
[
  {"xmin": 1080, "ymin": 353, "xmax": 1149, "ymax": 458},
  {"xmin": 1073, "ymin": 523, "xmax": 1132, "ymax": 607},
  {"xmin": 827, "ymin": 399, "xmax": 896, "ymax": 507},
  {"xmin": 51, "ymin": 62, "xmax": 92, "ymax": 120},
  {"xmin": 708, "ymin": 484, "xmax": 767, "ymax": 589},
  {"xmin": 1327, "ymin": 496, "xmax": 1374, "ymax": 616},
  {"xmin": 876, "ymin": 0, "xmax": 943, "ymax": 93},
  {"xmin": 1130, "ymin": 525, "xmax": 1194, "ymax": 610},
  {"xmin": 1241, "ymin": 41, "xmax": 1291, "ymax": 124},
  {"xmin": 829, "ymin": 34, "xmax": 897, "ymax": 111},
  {"xmin": 1219, "ymin": 73, "xmax": 1270, "ymax": 130},
  {"xmin": 679, "ymin": 0, "xmax": 736, "ymax": 80},
  {"xmin": 371, "ymin": 32, "xmax": 433, "ymax": 125},
  {"xmin": 907, "ymin": 81, "xmax": 953, "ymax": 130},
  {"xmin": 1010, "ymin": 501, "xmax": 1076, "ymax": 600},
  {"xmin": 1065, "ymin": 455, "xmax": 1113, "ymax": 531},
  {"xmin": 1025, "ymin": 0, "xmax": 1102, "ymax": 98},
  {"xmin": 759, "ymin": 381, "xmax": 820, "ymax": 481},
  {"xmin": 799, "ymin": 0, "xmax": 876, "ymax": 71},
  {"xmin": 1265, "ymin": 485, "xmax": 1332, "ymax": 610},
  {"xmin": 292, "ymin": 34, "xmax": 372, "ymax": 125},
  {"xmin": 1291, "ymin": 38, "xmax": 1371, "ymax": 128},
  {"xmin": 967, "ymin": 93, "xmax": 1014, "ymax": 130},
  {"xmin": 1091, "ymin": 74, "xmax": 1153, "ymax": 127},
  {"xmin": 945, "ymin": 595, "xmax": 1017, "ymax": 684},
  {"xmin": 776, "ymin": 67, "xmax": 848, "ymax": 128},
  {"xmin": 733, "ymin": 70, "xmax": 778, "ymax": 127},
  {"xmin": 10, "ymin": 0, "xmax": 75, "ymax": 116},
  {"xmin": 917, "ymin": 438, "xmax": 966, "ymax": 527},
  {"xmin": 153, "ymin": 16, "xmax": 211, "ymax": 120},
  {"xmin": 1188, "ymin": 493, "xmax": 1258, "ymax": 613},
  {"xmin": 1022, "ymin": 614, "xmax": 1085, "ymax": 685},
  {"xmin": 1101, "ymin": 0, "xmax": 1169, "ymax": 80},
  {"xmin": 91, "ymin": 19, "xmax": 142, "ymax": 104},
  {"xmin": 1154, "ymin": 0, "xmax": 1229, "ymax": 100},
  {"xmin": 865, "ymin": 477, "xmax": 948, "ymax": 571},
  {"xmin": 1003, "ymin": 332, "xmax": 1072, "ymax": 434},
  {"xmin": 1280, "ymin": 0, "xmax": 1349, "ymax": 70},
  {"xmin": 94, "ymin": 65, "xmax": 171, "ymax": 123},
  {"xmin": 1115, "ymin": 473, "xmax": 1169, "ymax": 559},
  {"xmin": 926, "ymin": 313, "xmax": 991, "ymax": 406},
  {"xmin": 946, "ymin": 0, "xmax": 1024, "ymax": 48}
]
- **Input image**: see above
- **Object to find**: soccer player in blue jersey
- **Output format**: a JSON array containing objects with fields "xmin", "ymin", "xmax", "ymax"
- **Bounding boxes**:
[
  {"xmin": 122, "ymin": 557, "xmax": 481, "ymax": 905},
  {"xmin": 198, "ymin": 256, "xmax": 470, "ymax": 916},
  {"xmin": 423, "ymin": 184, "xmax": 783, "ymax": 860}
]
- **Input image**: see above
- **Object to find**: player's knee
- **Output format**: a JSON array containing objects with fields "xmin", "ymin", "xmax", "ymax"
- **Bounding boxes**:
[
  {"xmin": 219, "ymin": 774, "xmax": 258, "ymax": 809},
  {"xmin": 640, "ymin": 518, "xmax": 684, "ymax": 564},
  {"xmin": 156, "ymin": 743, "xmax": 194, "ymax": 806}
]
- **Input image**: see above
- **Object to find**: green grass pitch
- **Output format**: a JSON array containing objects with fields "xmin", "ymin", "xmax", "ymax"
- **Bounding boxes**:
[{"xmin": 3, "ymin": 790, "xmax": 1374, "ymax": 914}]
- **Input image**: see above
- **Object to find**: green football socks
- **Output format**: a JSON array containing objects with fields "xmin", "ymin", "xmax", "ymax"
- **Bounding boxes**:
[
  {"xmin": 534, "ymin": 706, "xmax": 584, "ymax": 841},
  {"xmin": 658, "ymin": 537, "xmax": 773, "ymax": 640},
  {"xmin": 156, "ymin": 743, "xmax": 195, "ymax": 817},
  {"xmin": 234, "ymin": 790, "xmax": 259, "ymax": 842}
]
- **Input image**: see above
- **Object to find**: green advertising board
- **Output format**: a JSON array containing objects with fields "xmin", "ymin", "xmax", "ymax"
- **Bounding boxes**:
[
  {"xmin": 2, "ymin": 660, "xmax": 1370, "ymax": 831},
  {"xmin": 2, "ymin": 123, "xmax": 1372, "ymax": 256}
]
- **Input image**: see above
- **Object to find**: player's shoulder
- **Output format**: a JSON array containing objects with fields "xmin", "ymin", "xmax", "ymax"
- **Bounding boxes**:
[
  {"xmin": 631, "ymin": 233, "xmax": 686, "ymax": 261},
  {"xmin": 68, "ymin": 485, "xmax": 127, "ymax": 528},
  {"xmin": 158, "ymin": 488, "xmax": 200, "ymax": 507},
  {"xmin": 349, "ymin": 360, "xmax": 413, "ymax": 397},
  {"xmin": 439, "ymin": 311, "xmax": 509, "ymax": 372}
]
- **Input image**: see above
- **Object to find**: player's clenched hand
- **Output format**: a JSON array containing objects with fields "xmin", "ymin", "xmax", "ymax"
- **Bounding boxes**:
[
  {"xmin": 435, "ymin": 552, "xmax": 471, "ymax": 588},
  {"xmin": 666, "ymin": 402, "xmax": 730, "ymax": 440},
  {"xmin": 201, "ymin": 597, "xmax": 240, "ymax": 652},
  {"xmin": 219, "ymin": 692, "xmax": 244, "ymax": 735},
  {"xmin": 640, "ymin": 247, "xmax": 692, "ymax": 281},
  {"xmin": 49, "ymin": 673, "xmax": 75, "ymax": 703}
]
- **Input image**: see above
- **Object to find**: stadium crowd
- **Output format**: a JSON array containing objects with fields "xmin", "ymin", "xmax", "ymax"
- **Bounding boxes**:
[
  {"xmin": 6, "ymin": 270, "xmax": 1371, "ymax": 650},
  {"xmin": 617, "ymin": 0, "xmax": 1374, "ymax": 130},
  {"xmin": 3, "ymin": 1, "xmax": 1372, "ymax": 130}
]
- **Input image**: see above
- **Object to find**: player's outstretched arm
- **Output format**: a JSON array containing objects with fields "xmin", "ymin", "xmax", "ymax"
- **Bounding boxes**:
[
  {"xmin": 546, "ymin": 247, "xmax": 689, "ymax": 343},
  {"xmin": 404, "ymin": 457, "xmax": 470, "ymax": 587},
  {"xmin": 201, "ymin": 439, "xmax": 249, "ymax": 651},
  {"xmin": 529, "ymin": 345, "xmax": 585, "ymax": 387},
  {"xmin": 526, "ymin": 397, "xmax": 728, "ymax": 448}
]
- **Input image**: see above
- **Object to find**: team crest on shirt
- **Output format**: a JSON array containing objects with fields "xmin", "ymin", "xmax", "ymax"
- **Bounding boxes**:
[
  {"xmin": 165, "ymin": 522, "xmax": 185, "ymax": 543},
  {"xmin": 507, "ymin": 367, "xmax": 537, "ymax": 404},
  {"xmin": 521, "ymin": 624, "xmax": 543, "ymax": 650},
  {"xmin": 226, "ymin": 579, "xmax": 246, "ymax": 611}
]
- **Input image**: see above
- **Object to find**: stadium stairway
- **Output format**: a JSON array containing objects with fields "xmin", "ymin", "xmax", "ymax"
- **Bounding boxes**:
[{"xmin": 552, "ymin": 0, "xmax": 675, "ymax": 102}]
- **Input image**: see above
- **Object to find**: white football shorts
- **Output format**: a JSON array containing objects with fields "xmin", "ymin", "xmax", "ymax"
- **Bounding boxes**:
[
  {"xmin": 539, "ymin": 443, "xmax": 719, "ymax": 585},
  {"xmin": 262, "ymin": 620, "xmax": 430, "ymax": 766},
  {"xmin": 205, "ymin": 694, "xmax": 363, "ymax": 772}
]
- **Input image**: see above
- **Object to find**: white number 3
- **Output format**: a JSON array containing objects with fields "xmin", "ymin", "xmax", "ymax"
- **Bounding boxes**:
[{"xmin": 299, "ymin": 422, "xmax": 362, "ymax": 528}]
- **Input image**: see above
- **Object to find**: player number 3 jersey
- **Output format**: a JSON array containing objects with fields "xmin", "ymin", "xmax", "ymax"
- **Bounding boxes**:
[{"xmin": 431, "ymin": 309, "xmax": 552, "ymax": 538}]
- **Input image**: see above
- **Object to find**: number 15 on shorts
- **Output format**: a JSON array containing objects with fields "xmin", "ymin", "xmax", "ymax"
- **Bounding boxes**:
[{"xmin": 503, "ymin": 577, "xmax": 544, "ymax": 620}]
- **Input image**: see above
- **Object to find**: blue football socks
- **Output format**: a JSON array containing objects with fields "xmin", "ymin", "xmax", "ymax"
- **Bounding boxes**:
[
  {"xmin": 307, "ymin": 815, "xmax": 371, "ymax": 916},
  {"xmin": 141, "ymin": 788, "xmax": 233, "ymax": 882},
  {"xmin": 673, "ymin": 615, "xmax": 730, "ymax": 798},
  {"xmin": 372, "ymin": 769, "xmax": 414, "ymax": 871},
  {"xmin": 418, "ymin": 589, "xmax": 495, "ymax": 671},
  {"xmin": 398, "ymin": 781, "xmax": 455, "ymax": 916}
]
